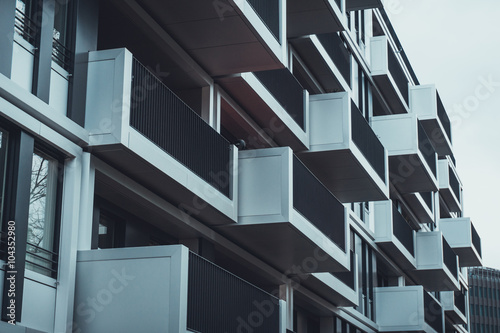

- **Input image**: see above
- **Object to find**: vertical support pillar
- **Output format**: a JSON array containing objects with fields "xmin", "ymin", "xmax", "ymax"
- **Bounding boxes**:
[
  {"xmin": 280, "ymin": 283, "xmax": 294, "ymax": 332},
  {"xmin": 0, "ymin": 0, "xmax": 16, "ymax": 78},
  {"xmin": 33, "ymin": 0, "xmax": 55, "ymax": 103}
]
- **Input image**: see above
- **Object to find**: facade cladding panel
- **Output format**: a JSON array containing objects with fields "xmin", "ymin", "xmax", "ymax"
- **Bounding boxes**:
[{"xmin": 469, "ymin": 268, "xmax": 500, "ymax": 333}]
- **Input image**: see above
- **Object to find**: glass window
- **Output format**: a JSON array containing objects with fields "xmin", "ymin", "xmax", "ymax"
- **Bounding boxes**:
[
  {"xmin": 52, "ymin": 1, "xmax": 72, "ymax": 71},
  {"xmin": 15, "ymin": 0, "xmax": 36, "ymax": 45},
  {"xmin": 26, "ymin": 150, "xmax": 60, "ymax": 277},
  {"xmin": 0, "ymin": 128, "xmax": 8, "ymax": 227},
  {"xmin": 97, "ymin": 210, "xmax": 123, "ymax": 249}
]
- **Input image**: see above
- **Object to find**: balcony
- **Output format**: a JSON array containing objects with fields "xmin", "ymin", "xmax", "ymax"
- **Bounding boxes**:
[
  {"xmin": 346, "ymin": 0, "xmax": 383, "ymax": 11},
  {"xmin": 440, "ymin": 218, "xmax": 482, "ymax": 267},
  {"xmin": 411, "ymin": 231, "xmax": 460, "ymax": 291},
  {"xmin": 216, "ymin": 68, "xmax": 309, "ymax": 150},
  {"xmin": 298, "ymin": 92, "xmax": 388, "ymax": 203},
  {"xmin": 438, "ymin": 158, "xmax": 462, "ymax": 213},
  {"xmin": 305, "ymin": 251, "xmax": 359, "ymax": 307},
  {"xmin": 290, "ymin": 33, "xmax": 351, "ymax": 93},
  {"xmin": 85, "ymin": 48, "xmax": 237, "ymax": 224},
  {"xmin": 371, "ymin": 36, "xmax": 410, "ymax": 114},
  {"xmin": 74, "ymin": 246, "xmax": 284, "ymax": 333},
  {"xmin": 375, "ymin": 286, "xmax": 443, "ymax": 333},
  {"xmin": 410, "ymin": 85, "xmax": 453, "ymax": 156},
  {"xmin": 130, "ymin": 0, "xmax": 285, "ymax": 75},
  {"xmin": 287, "ymin": 0, "xmax": 346, "ymax": 37},
  {"xmin": 403, "ymin": 192, "xmax": 434, "ymax": 224},
  {"xmin": 217, "ymin": 147, "xmax": 349, "ymax": 273},
  {"xmin": 440, "ymin": 290, "xmax": 467, "ymax": 325},
  {"xmin": 374, "ymin": 201, "xmax": 416, "ymax": 269},
  {"xmin": 372, "ymin": 113, "xmax": 438, "ymax": 193}
]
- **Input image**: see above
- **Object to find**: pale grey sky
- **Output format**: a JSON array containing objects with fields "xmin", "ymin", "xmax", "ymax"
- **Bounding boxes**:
[{"xmin": 387, "ymin": 0, "xmax": 500, "ymax": 270}]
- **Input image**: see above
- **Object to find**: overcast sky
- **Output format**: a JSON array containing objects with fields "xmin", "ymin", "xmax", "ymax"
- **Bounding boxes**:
[{"xmin": 387, "ymin": 0, "xmax": 500, "ymax": 270}]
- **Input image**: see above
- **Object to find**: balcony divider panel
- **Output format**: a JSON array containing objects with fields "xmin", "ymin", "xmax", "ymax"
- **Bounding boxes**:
[
  {"xmin": 246, "ymin": 0, "xmax": 280, "ymax": 43},
  {"xmin": 436, "ymin": 93, "xmax": 452, "ymax": 143},
  {"xmin": 418, "ymin": 121, "xmax": 437, "ymax": 178},
  {"xmin": 391, "ymin": 205, "xmax": 414, "ymax": 256},
  {"xmin": 130, "ymin": 58, "xmax": 231, "ymax": 197},
  {"xmin": 424, "ymin": 292, "xmax": 443, "ymax": 333},
  {"xmin": 442, "ymin": 237, "xmax": 458, "ymax": 280},
  {"xmin": 351, "ymin": 102, "xmax": 386, "ymax": 182},
  {"xmin": 316, "ymin": 33, "xmax": 351, "ymax": 86},
  {"xmin": 420, "ymin": 192, "xmax": 433, "ymax": 211},
  {"xmin": 448, "ymin": 166, "xmax": 460, "ymax": 201},
  {"xmin": 187, "ymin": 252, "xmax": 280, "ymax": 333},
  {"xmin": 332, "ymin": 250, "xmax": 355, "ymax": 289},
  {"xmin": 293, "ymin": 156, "xmax": 346, "ymax": 252},
  {"xmin": 253, "ymin": 68, "xmax": 305, "ymax": 130},
  {"xmin": 471, "ymin": 223, "xmax": 482, "ymax": 257},
  {"xmin": 455, "ymin": 291, "xmax": 466, "ymax": 316},
  {"xmin": 386, "ymin": 43, "xmax": 409, "ymax": 105}
]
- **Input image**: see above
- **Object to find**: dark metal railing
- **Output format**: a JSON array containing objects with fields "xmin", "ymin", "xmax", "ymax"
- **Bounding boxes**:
[
  {"xmin": 14, "ymin": 8, "xmax": 38, "ymax": 46},
  {"xmin": 351, "ymin": 102, "xmax": 386, "ymax": 182},
  {"xmin": 387, "ymin": 43, "xmax": 409, "ymax": 105},
  {"xmin": 442, "ymin": 237, "xmax": 458, "ymax": 280},
  {"xmin": 418, "ymin": 121, "xmax": 437, "ymax": 177},
  {"xmin": 436, "ymin": 93, "xmax": 452, "ymax": 143},
  {"xmin": 420, "ymin": 192, "xmax": 433, "ymax": 211},
  {"xmin": 471, "ymin": 222, "xmax": 482, "ymax": 258},
  {"xmin": 331, "ymin": 250, "xmax": 355, "ymax": 289},
  {"xmin": 52, "ymin": 38, "xmax": 73, "ymax": 72},
  {"xmin": 448, "ymin": 166, "xmax": 461, "ymax": 202},
  {"xmin": 130, "ymin": 58, "xmax": 231, "ymax": 197},
  {"xmin": 455, "ymin": 291, "xmax": 466, "ymax": 316},
  {"xmin": 293, "ymin": 156, "xmax": 346, "ymax": 252},
  {"xmin": 246, "ymin": 0, "xmax": 280, "ymax": 43},
  {"xmin": 26, "ymin": 242, "xmax": 59, "ymax": 278},
  {"xmin": 253, "ymin": 68, "xmax": 305, "ymax": 130},
  {"xmin": 316, "ymin": 33, "xmax": 351, "ymax": 86},
  {"xmin": 392, "ymin": 205, "xmax": 415, "ymax": 256},
  {"xmin": 187, "ymin": 252, "xmax": 280, "ymax": 333},
  {"xmin": 424, "ymin": 292, "xmax": 443, "ymax": 333}
]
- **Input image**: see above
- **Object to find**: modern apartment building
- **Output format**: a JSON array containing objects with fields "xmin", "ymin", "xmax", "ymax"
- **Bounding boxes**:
[
  {"xmin": 469, "ymin": 267, "xmax": 500, "ymax": 333},
  {"xmin": 0, "ymin": 0, "xmax": 484, "ymax": 332}
]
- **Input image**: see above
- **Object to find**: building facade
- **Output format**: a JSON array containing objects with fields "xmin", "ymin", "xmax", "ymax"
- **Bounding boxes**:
[
  {"xmin": 0, "ymin": 0, "xmax": 483, "ymax": 332},
  {"xmin": 469, "ymin": 268, "xmax": 500, "ymax": 333}
]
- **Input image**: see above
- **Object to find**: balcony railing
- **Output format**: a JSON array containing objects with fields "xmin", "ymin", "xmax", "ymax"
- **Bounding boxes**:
[
  {"xmin": 351, "ymin": 103, "xmax": 386, "ymax": 182},
  {"xmin": 293, "ymin": 156, "xmax": 346, "ymax": 252},
  {"xmin": 420, "ymin": 192, "xmax": 433, "ymax": 211},
  {"xmin": 247, "ymin": 0, "xmax": 280, "ymax": 43},
  {"xmin": 52, "ymin": 38, "xmax": 73, "ymax": 72},
  {"xmin": 253, "ymin": 69, "xmax": 305, "ymax": 130},
  {"xmin": 442, "ymin": 237, "xmax": 458, "ymax": 280},
  {"xmin": 14, "ymin": 8, "xmax": 38, "ymax": 46},
  {"xmin": 455, "ymin": 291, "xmax": 466, "ymax": 316},
  {"xmin": 331, "ymin": 250, "xmax": 355, "ymax": 289},
  {"xmin": 187, "ymin": 252, "xmax": 280, "ymax": 333},
  {"xmin": 392, "ymin": 205, "xmax": 414, "ymax": 256},
  {"xmin": 448, "ymin": 166, "xmax": 460, "ymax": 202},
  {"xmin": 471, "ymin": 223, "xmax": 482, "ymax": 257},
  {"xmin": 130, "ymin": 58, "xmax": 231, "ymax": 197},
  {"xmin": 424, "ymin": 292, "xmax": 443, "ymax": 333},
  {"xmin": 26, "ymin": 242, "xmax": 59, "ymax": 278},
  {"xmin": 436, "ymin": 94, "xmax": 452, "ymax": 143},
  {"xmin": 418, "ymin": 121, "xmax": 437, "ymax": 177},
  {"xmin": 387, "ymin": 43, "xmax": 409, "ymax": 105},
  {"xmin": 316, "ymin": 33, "xmax": 351, "ymax": 86}
]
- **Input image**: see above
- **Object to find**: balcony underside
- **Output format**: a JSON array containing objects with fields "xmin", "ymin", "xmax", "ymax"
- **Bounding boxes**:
[
  {"xmin": 452, "ymin": 247, "xmax": 482, "ymax": 267},
  {"xmin": 403, "ymin": 193, "xmax": 434, "ymax": 224},
  {"xmin": 409, "ymin": 268, "xmax": 459, "ymax": 292},
  {"xmin": 376, "ymin": 240, "xmax": 416, "ymax": 270},
  {"xmin": 289, "ymin": 37, "xmax": 347, "ymax": 92},
  {"xmin": 216, "ymin": 215, "xmax": 349, "ymax": 273},
  {"xmin": 304, "ymin": 273, "xmax": 358, "ymax": 307},
  {"xmin": 389, "ymin": 154, "xmax": 437, "ymax": 193},
  {"xmin": 420, "ymin": 119, "xmax": 453, "ymax": 156},
  {"xmin": 299, "ymin": 149, "xmax": 388, "ymax": 203},
  {"xmin": 217, "ymin": 74, "xmax": 307, "ymax": 150},
  {"xmin": 373, "ymin": 74, "xmax": 408, "ymax": 114},
  {"xmin": 135, "ymin": 0, "xmax": 283, "ymax": 76},
  {"xmin": 445, "ymin": 308, "xmax": 467, "ymax": 326},
  {"xmin": 89, "ymin": 139, "xmax": 234, "ymax": 226},
  {"xmin": 346, "ymin": 0, "xmax": 382, "ymax": 11},
  {"xmin": 287, "ymin": 0, "xmax": 345, "ymax": 37}
]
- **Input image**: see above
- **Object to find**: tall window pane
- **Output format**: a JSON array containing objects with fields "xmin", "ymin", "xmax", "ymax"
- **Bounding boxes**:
[
  {"xmin": 26, "ymin": 150, "xmax": 59, "ymax": 277},
  {"xmin": 52, "ymin": 1, "xmax": 72, "ymax": 71}
]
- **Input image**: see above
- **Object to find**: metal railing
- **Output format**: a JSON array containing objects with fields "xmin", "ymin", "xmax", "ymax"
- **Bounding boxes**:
[
  {"xmin": 448, "ymin": 166, "xmax": 461, "ymax": 202},
  {"xmin": 436, "ymin": 93, "xmax": 452, "ymax": 143},
  {"xmin": 253, "ymin": 68, "xmax": 305, "ymax": 130},
  {"xmin": 387, "ymin": 43, "xmax": 409, "ymax": 105},
  {"xmin": 331, "ymin": 250, "xmax": 355, "ymax": 289},
  {"xmin": 293, "ymin": 156, "xmax": 346, "ymax": 252},
  {"xmin": 420, "ymin": 192, "xmax": 433, "ymax": 211},
  {"xmin": 316, "ymin": 33, "xmax": 351, "ymax": 86},
  {"xmin": 455, "ymin": 291, "xmax": 466, "ymax": 316},
  {"xmin": 418, "ymin": 121, "xmax": 437, "ymax": 177},
  {"xmin": 130, "ymin": 58, "xmax": 231, "ymax": 197},
  {"xmin": 187, "ymin": 252, "xmax": 280, "ymax": 333},
  {"xmin": 26, "ymin": 242, "xmax": 59, "ymax": 278},
  {"xmin": 424, "ymin": 292, "xmax": 443, "ymax": 333},
  {"xmin": 351, "ymin": 102, "xmax": 386, "ymax": 182},
  {"xmin": 442, "ymin": 237, "xmax": 458, "ymax": 280},
  {"xmin": 392, "ymin": 205, "xmax": 415, "ymax": 256},
  {"xmin": 52, "ymin": 38, "xmax": 73, "ymax": 72},
  {"xmin": 471, "ymin": 223, "xmax": 482, "ymax": 258},
  {"xmin": 246, "ymin": 0, "xmax": 280, "ymax": 43},
  {"xmin": 14, "ymin": 8, "xmax": 38, "ymax": 46}
]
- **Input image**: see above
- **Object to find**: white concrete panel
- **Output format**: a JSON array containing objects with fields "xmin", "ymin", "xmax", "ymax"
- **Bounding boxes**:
[
  {"xmin": 49, "ymin": 62, "xmax": 69, "ymax": 117},
  {"xmin": 416, "ymin": 231, "xmax": 442, "ymax": 269},
  {"xmin": 309, "ymin": 93, "xmax": 347, "ymax": 147},
  {"xmin": 370, "ymin": 36, "xmax": 388, "ymax": 75},
  {"xmin": 21, "ymin": 279, "xmax": 56, "ymax": 332},
  {"xmin": 11, "ymin": 38, "xmax": 34, "ymax": 92},
  {"xmin": 372, "ymin": 113, "xmax": 417, "ymax": 153},
  {"xmin": 410, "ymin": 84, "xmax": 436, "ymax": 119}
]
